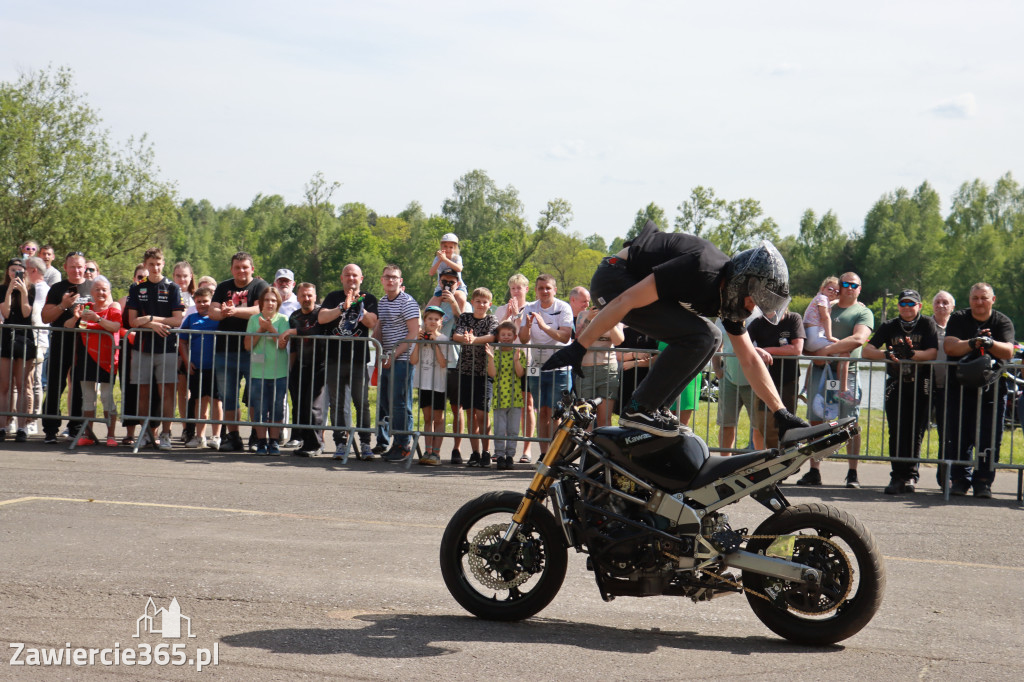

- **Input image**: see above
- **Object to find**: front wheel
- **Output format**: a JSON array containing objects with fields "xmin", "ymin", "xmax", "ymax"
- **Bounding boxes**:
[
  {"xmin": 742, "ymin": 503, "xmax": 885, "ymax": 645},
  {"xmin": 440, "ymin": 491, "xmax": 568, "ymax": 621}
]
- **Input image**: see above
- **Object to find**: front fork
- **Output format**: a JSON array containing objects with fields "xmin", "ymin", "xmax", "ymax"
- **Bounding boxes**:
[{"xmin": 500, "ymin": 416, "xmax": 576, "ymax": 543}]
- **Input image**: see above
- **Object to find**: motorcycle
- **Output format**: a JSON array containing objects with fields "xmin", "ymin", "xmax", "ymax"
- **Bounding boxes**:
[{"xmin": 440, "ymin": 393, "xmax": 885, "ymax": 645}]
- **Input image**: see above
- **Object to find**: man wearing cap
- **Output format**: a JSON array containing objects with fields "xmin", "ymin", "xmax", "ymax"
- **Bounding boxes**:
[
  {"xmin": 941, "ymin": 283, "xmax": 1015, "ymax": 498},
  {"xmin": 797, "ymin": 272, "xmax": 873, "ymax": 488},
  {"xmin": 274, "ymin": 269, "xmax": 301, "ymax": 319},
  {"xmin": 862, "ymin": 289, "xmax": 939, "ymax": 494}
]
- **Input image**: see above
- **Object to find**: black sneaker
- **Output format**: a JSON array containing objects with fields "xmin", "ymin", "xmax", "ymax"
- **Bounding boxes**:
[
  {"xmin": 15, "ymin": 429, "xmax": 28, "ymax": 443},
  {"xmin": 219, "ymin": 431, "xmax": 244, "ymax": 452},
  {"xmin": 620, "ymin": 406, "xmax": 678, "ymax": 437},
  {"xmin": 950, "ymin": 479, "xmax": 971, "ymax": 496},
  {"xmin": 450, "ymin": 448, "xmax": 463, "ymax": 465},
  {"xmin": 796, "ymin": 468, "xmax": 822, "ymax": 486},
  {"xmin": 902, "ymin": 481, "xmax": 916, "ymax": 493},
  {"xmin": 0, "ymin": 429, "xmax": 6, "ymax": 442},
  {"xmin": 479, "ymin": 451, "xmax": 492, "ymax": 468},
  {"xmin": 845, "ymin": 470, "xmax": 861, "ymax": 489},
  {"xmin": 466, "ymin": 452, "xmax": 481, "ymax": 467},
  {"xmin": 657, "ymin": 407, "xmax": 680, "ymax": 428},
  {"xmin": 973, "ymin": 484, "xmax": 993, "ymax": 499},
  {"xmin": 44, "ymin": 434, "xmax": 58, "ymax": 445},
  {"xmin": 384, "ymin": 446, "xmax": 410, "ymax": 463},
  {"xmin": 372, "ymin": 444, "xmax": 388, "ymax": 455},
  {"xmin": 884, "ymin": 477, "xmax": 904, "ymax": 495}
]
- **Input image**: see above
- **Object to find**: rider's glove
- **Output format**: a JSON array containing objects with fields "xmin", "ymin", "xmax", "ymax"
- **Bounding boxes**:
[
  {"xmin": 892, "ymin": 339, "xmax": 915, "ymax": 360},
  {"xmin": 541, "ymin": 340, "xmax": 586, "ymax": 376},
  {"xmin": 970, "ymin": 336, "xmax": 995, "ymax": 351},
  {"xmin": 774, "ymin": 408, "xmax": 810, "ymax": 442}
]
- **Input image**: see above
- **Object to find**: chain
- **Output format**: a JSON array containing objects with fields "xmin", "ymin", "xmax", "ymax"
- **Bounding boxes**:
[{"xmin": 698, "ymin": 534, "xmax": 854, "ymax": 616}]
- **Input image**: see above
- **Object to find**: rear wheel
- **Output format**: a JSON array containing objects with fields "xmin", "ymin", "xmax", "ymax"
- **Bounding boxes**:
[
  {"xmin": 742, "ymin": 503, "xmax": 885, "ymax": 645},
  {"xmin": 440, "ymin": 491, "xmax": 567, "ymax": 621}
]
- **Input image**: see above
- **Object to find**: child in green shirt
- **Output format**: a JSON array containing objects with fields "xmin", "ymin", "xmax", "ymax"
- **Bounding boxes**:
[{"xmin": 245, "ymin": 288, "xmax": 290, "ymax": 454}]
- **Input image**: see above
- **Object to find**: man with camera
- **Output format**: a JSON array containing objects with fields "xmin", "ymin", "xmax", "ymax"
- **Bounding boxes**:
[
  {"xmin": 942, "ymin": 282, "xmax": 1015, "ymax": 498},
  {"xmin": 40, "ymin": 251, "xmax": 90, "ymax": 443},
  {"xmin": 862, "ymin": 289, "xmax": 939, "ymax": 494}
]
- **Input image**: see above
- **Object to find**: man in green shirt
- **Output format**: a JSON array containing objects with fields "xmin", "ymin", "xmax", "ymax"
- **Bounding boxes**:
[{"xmin": 797, "ymin": 272, "xmax": 873, "ymax": 488}]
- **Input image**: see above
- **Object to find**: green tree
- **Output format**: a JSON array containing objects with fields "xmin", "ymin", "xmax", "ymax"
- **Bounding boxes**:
[
  {"xmin": 675, "ymin": 186, "xmax": 725, "ymax": 238},
  {"xmin": 705, "ymin": 198, "xmax": 779, "ymax": 255},
  {"xmin": 0, "ymin": 66, "xmax": 176, "ymax": 274},
  {"xmin": 786, "ymin": 209, "xmax": 848, "ymax": 295},
  {"xmin": 625, "ymin": 202, "xmax": 667, "ymax": 241}
]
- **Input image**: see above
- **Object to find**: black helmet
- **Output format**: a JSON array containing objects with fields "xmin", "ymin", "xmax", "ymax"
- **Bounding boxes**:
[
  {"xmin": 721, "ymin": 240, "xmax": 791, "ymax": 324},
  {"xmin": 956, "ymin": 351, "xmax": 1002, "ymax": 389}
]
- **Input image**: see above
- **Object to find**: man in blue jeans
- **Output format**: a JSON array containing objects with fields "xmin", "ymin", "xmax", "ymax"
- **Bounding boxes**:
[
  {"xmin": 209, "ymin": 252, "xmax": 269, "ymax": 452},
  {"xmin": 372, "ymin": 265, "xmax": 420, "ymax": 462}
]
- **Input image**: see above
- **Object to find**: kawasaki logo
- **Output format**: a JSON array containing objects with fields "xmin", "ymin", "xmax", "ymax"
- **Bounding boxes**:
[{"xmin": 625, "ymin": 433, "xmax": 652, "ymax": 445}]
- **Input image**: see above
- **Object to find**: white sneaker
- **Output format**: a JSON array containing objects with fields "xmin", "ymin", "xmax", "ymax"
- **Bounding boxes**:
[
  {"xmin": 26, "ymin": 422, "xmax": 37, "ymax": 435},
  {"xmin": 60, "ymin": 427, "xmax": 70, "ymax": 439},
  {"xmin": 206, "ymin": 436, "xmax": 221, "ymax": 450},
  {"xmin": 157, "ymin": 432, "xmax": 173, "ymax": 451},
  {"xmin": 283, "ymin": 439, "xmax": 302, "ymax": 449},
  {"xmin": 186, "ymin": 436, "xmax": 207, "ymax": 448},
  {"xmin": 138, "ymin": 431, "xmax": 153, "ymax": 448}
]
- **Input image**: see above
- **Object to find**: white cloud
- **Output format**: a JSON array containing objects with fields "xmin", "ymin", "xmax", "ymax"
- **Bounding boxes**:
[{"xmin": 929, "ymin": 93, "xmax": 977, "ymax": 119}]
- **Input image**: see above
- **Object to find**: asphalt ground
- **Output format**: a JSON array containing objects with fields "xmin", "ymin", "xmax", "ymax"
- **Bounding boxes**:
[{"xmin": 1, "ymin": 437, "xmax": 1022, "ymax": 681}]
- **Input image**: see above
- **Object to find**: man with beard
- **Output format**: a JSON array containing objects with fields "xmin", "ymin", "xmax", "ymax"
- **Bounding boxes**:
[
  {"xmin": 862, "ymin": 289, "xmax": 939, "ymax": 494},
  {"xmin": 942, "ymin": 283, "xmax": 1015, "ymax": 498}
]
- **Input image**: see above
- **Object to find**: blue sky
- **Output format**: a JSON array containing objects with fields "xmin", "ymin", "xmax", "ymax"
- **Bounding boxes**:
[{"xmin": 4, "ymin": 1, "xmax": 1022, "ymax": 244}]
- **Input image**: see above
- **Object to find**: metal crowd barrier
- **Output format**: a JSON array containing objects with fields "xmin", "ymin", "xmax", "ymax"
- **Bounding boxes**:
[{"xmin": 2, "ymin": 322, "xmax": 1022, "ymax": 501}]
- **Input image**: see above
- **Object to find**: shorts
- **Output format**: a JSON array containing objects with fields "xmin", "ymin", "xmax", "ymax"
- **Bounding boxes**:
[
  {"xmin": 717, "ymin": 378, "xmax": 755, "ymax": 427},
  {"xmin": 419, "ymin": 388, "xmax": 446, "ymax": 411},
  {"xmin": 188, "ymin": 367, "xmax": 222, "ymax": 400},
  {"xmin": 752, "ymin": 380, "xmax": 799, "ymax": 447},
  {"xmin": 249, "ymin": 377, "xmax": 287, "ymax": 424},
  {"xmin": 457, "ymin": 373, "xmax": 493, "ymax": 411},
  {"xmin": 131, "ymin": 349, "xmax": 178, "ymax": 384},
  {"xmin": 446, "ymin": 369, "xmax": 462, "ymax": 406},
  {"xmin": 527, "ymin": 368, "xmax": 571, "ymax": 408},
  {"xmin": 578, "ymin": 364, "xmax": 620, "ymax": 402},
  {"xmin": 0, "ymin": 332, "xmax": 36, "ymax": 360}
]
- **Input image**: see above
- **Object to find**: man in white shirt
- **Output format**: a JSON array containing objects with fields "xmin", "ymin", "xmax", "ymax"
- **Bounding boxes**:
[{"xmin": 519, "ymin": 274, "xmax": 573, "ymax": 458}]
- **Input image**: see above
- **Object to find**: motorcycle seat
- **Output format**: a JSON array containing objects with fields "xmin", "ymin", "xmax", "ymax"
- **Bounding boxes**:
[
  {"xmin": 686, "ymin": 450, "xmax": 776, "ymax": 491},
  {"xmin": 779, "ymin": 417, "xmax": 856, "ymax": 447}
]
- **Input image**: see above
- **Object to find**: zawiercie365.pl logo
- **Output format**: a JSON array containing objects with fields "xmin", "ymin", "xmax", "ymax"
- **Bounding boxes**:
[{"xmin": 9, "ymin": 597, "xmax": 219, "ymax": 672}]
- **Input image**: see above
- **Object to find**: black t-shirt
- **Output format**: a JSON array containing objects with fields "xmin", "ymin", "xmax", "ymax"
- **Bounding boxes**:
[
  {"xmin": 212, "ymin": 277, "xmax": 270, "ymax": 352},
  {"xmin": 620, "ymin": 326, "xmax": 658, "ymax": 354},
  {"xmin": 868, "ymin": 315, "xmax": 940, "ymax": 379},
  {"xmin": 626, "ymin": 222, "xmax": 742, "ymax": 335},
  {"xmin": 747, "ymin": 311, "xmax": 806, "ymax": 387},
  {"xmin": 0, "ymin": 283, "xmax": 36, "ymax": 346},
  {"xmin": 127, "ymin": 277, "xmax": 185, "ymax": 353},
  {"xmin": 320, "ymin": 290, "xmax": 379, "ymax": 365},
  {"xmin": 945, "ymin": 308, "xmax": 1015, "ymax": 389},
  {"xmin": 455, "ymin": 313, "xmax": 498, "ymax": 375},
  {"xmin": 289, "ymin": 306, "xmax": 325, "ymax": 366},
  {"xmin": 45, "ymin": 280, "xmax": 83, "ymax": 329}
]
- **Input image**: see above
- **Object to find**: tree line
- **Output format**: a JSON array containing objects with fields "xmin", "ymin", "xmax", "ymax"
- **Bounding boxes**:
[{"xmin": 3, "ymin": 67, "xmax": 1023, "ymax": 334}]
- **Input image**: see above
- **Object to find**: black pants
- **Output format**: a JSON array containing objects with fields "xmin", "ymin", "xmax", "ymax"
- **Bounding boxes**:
[
  {"xmin": 943, "ymin": 380, "xmax": 1005, "ymax": 487},
  {"xmin": 883, "ymin": 376, "xmax": 928, "ymax": 482},
  {"xmin": 291, "ymin": 358, "xmax": 326, "ymax": 450},
  {"xmin": 326, "ymin": 356, "xmax": 371, "ymax": 448},
  {"xmin": 41, "ymin": 333, "xmax": 83, "ymax": 437},
  {"xmin": 591, "ymin": 257, "xmax": 720, "ymax": 411}
]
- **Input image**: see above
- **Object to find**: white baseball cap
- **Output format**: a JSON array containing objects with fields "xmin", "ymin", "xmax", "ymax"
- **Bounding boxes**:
[
  {"xmin": 440, "ymin": 233, "xmax": 459, "ymax": 244},
  {"xmin": 274, "ymin": 268, "xmax": 295, "ymax": 282}
]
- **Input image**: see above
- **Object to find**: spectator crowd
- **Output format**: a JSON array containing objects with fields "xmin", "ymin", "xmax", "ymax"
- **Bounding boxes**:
[{"xmin": 0, "ymin": 237, "xmax": 1017, "ymax": 497}]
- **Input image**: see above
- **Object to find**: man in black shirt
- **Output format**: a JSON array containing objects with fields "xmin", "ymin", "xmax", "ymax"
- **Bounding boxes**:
[
  {"xmin": 40, "ymin": 251, "xmax": 88, "ymax": 443},
  {"xmin": 126, "ymin": 248, "xmax": 185, "ymax": 451},
  {"xmin": 282, "ymin": 283, "xmax": 326, "ymax": 456},
  {"xmin": 210, "ymin": 252, "xmax": 269, "ymax": 452},
  {"xmin": 747, "ymin": 309, "xmax": 806, "ymax": 448},
  {"xmin": 318, "ymin": 264, "xmax": 379, "ymax": 460},
  {"xmin": 862, "ymin": 289, "xmax": 939, "ymax": 494},
  {"xmin": 544, "ymin": 221, "xmax": 806, "ymax": 440},
  {"xmin": 942, "ymin": 282, "xmax": 1016, "ymax": 498}
]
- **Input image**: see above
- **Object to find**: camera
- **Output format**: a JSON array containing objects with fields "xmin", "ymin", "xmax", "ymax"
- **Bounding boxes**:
[
  {"xmin": 442, "ymin": 281, "xmax": 454, "ymax": 292},
  {"xmin": 74, "ymin": 295, "xmax": 94, "ymax": 307}
]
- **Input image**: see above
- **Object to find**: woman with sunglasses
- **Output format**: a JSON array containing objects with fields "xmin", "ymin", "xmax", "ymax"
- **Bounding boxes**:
[{"xmin": 0, "ymin": 258, "xmax": 37, "ymax": 441}]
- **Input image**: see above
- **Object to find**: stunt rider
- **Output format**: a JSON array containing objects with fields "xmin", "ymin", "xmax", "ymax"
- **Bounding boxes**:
[{"xmin": 543, "ymin": 221, "xmax": 808, "ymax": 440}]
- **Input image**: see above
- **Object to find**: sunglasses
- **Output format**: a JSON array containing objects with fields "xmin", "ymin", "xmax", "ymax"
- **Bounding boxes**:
[
  {"xmin": 825, "ymin": 287, "xmax": 839, "ymax": 294},
  {"xmin": 85, "ymin": 267, "xmax": 96, "ymax": 274},
  {"xmin": 66, "ymin": 251, "xmax": 85, "ymax": 260},
  {"xmin": 840, "ymin": 281, "xmax": 860, "ymax": 289},
  {"xmin": 136, "ymin": 274, "xmax": 147, "ymax": 282},
  {"xmin": 898, "ymin": 300, "xmax": 918, "ymax": 307},
  {"xmin": 22, "ymin": 247, "xmax": 37, "ymax": 252}
]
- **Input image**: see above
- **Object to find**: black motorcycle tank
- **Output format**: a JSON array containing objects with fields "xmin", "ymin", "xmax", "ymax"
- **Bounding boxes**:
[{"xmin": 590, "ymin": 427, "xmax": 710, "ymax": 491}]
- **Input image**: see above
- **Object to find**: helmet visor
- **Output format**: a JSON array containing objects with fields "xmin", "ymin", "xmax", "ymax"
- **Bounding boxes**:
[{"xmin": 749, "ymin": 279, "xmax": 790, "ymax": 325}]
